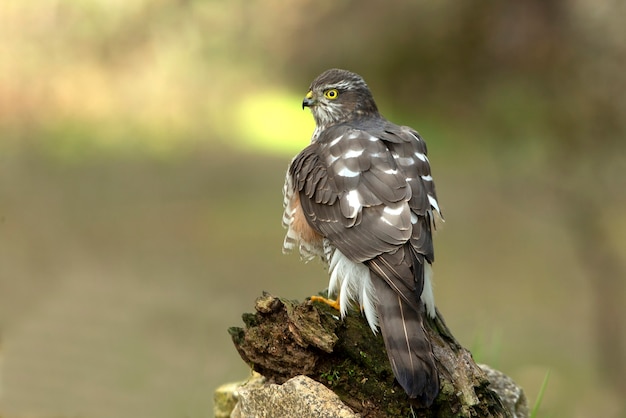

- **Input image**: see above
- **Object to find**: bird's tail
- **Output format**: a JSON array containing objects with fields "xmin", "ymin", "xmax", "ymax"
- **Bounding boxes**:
[{"xmin": 369, "ymin": 255, "xmax": 439, "ymax": 407}]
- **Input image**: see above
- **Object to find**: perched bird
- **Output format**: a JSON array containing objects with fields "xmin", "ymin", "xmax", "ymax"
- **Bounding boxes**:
[{"xmin": 282, "ymin": 68, "xmax": 442, "ymax": 407}]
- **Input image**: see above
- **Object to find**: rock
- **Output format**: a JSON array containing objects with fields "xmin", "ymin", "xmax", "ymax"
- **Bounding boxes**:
[
  {"xmin": 214, "ymin": 381, "xmax": 245, "ymax": 418},
  {"xmin": 232, "ymin": 375, "xmax": 358, "ymax": 418},
  {"xmin": 213, "ymin": 372, "xmax": 266, "ymax": 418},
  {"xmin": 479, "ymin": 364, "xmax": 529, "ymax": 418},
  {"xmin": 214, "ymin": 381, "xmax": 240, "ymax": 418}
]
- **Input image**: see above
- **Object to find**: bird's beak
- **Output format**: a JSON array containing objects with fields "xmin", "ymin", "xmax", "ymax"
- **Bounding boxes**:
[{"xmin": 302, "ymin": 90, "xmax": 315, "ymax": 109}]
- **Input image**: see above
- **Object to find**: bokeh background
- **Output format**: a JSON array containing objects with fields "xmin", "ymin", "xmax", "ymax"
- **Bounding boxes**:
[{"xmin": 1, "ymin": 1, "xmax": 625, "ymax": 417}]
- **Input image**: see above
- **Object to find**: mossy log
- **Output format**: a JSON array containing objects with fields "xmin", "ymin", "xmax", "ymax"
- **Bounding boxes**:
[{"xmin": 229, "ymin": 292, "xmax": 512, "ymax": 418}]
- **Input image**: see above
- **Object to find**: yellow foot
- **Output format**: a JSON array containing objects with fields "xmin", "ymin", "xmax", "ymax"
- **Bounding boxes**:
[{"xmin": 310, "ymin": 295, "xmax": 341, "ymax": 311}]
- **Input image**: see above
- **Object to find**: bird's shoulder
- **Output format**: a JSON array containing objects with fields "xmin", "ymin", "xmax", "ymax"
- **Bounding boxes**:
[
  {"xmin": 306, "ymin": 118, "xmax": 428, "ymax": 177},
  {"xmin": 314, "ymin": 117, "xmax": 427, "ymax": 152}
]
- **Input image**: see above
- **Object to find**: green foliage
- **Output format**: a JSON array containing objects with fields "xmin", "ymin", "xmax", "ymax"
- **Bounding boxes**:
[
  {"xmin": 530, "ymin": 370, "xmax": 550, "ymax": 418},
  {"xmin": 320, "ymin": 369, "xmax": 341, "ymax": 385}
]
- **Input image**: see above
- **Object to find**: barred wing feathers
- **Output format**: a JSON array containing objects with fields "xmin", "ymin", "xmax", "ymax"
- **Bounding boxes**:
[
  {"xmin": 289, "ymin": 121, "xmax": 441, "ymax": 405},
  {"xmin": 290, "ymin": 122, "xmax": 441, "ymax": 268}
]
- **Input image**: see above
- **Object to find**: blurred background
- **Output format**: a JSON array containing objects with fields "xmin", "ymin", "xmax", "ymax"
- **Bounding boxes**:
[{"xmin": 1, "ymin": 1, "xmax": 625, "ymax": 417}]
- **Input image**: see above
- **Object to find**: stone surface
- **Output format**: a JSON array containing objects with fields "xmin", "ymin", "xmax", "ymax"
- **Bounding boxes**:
[
  {"xmin": 214, "ymin": 381, "xmax": 242, "ymax": 418},
  {"xmin": 232, "ymin": 375, "xmax": 358, "ymax": 418},
  {"xmin": 213, "ymin": 373, "xmax": 265, "ymax": 418},
  {"xmin": 479, "ymin": 364, "xmax": 529, "ymax": 418}
]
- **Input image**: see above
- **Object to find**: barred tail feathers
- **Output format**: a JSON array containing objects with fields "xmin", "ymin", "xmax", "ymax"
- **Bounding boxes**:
[{"xmin": 370, "ymin": 275, "xmax": 439, "ymax": 406}]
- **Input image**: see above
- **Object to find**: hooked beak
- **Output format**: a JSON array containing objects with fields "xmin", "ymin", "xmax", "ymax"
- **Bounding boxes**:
[{"xmin": 302, "ymin": 90, "xmax": 315, "ymax": 109}]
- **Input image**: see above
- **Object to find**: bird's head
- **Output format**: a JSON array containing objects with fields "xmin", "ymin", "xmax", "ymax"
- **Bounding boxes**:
[{"xmin": 302, "ymin": 68, "xmax": 379, "ymax": 131}]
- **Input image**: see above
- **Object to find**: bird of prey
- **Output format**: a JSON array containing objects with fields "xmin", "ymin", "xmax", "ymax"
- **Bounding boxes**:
[{"xmin": 282, "ymin": 68, "xmax": 442, "ymax": 407}]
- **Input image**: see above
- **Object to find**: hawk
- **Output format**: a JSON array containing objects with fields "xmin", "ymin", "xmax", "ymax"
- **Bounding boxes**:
[{"xmin": 282, "ymin": 68, "xmax": 442, "ymax": 406}]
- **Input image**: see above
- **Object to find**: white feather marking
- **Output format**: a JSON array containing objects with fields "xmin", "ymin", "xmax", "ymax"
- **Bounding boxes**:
[
  {"xmin": 414, "ymin": 152, "xmax": 428, "ymax": 162},
  {"xmin": 422, "ymin": 263, "xmax": 436, "ymax": 318},
  {"xmin": 361, "ymin": 275, "xmax": 379, "ymax": 333},
  {"xmin": 339, "ymin": 274, "xmax": 354, "ymax": 318},
  {"xmin": 337, "ymin": 167, "xmax": 360, "ymax": 178},
  {"xmin": 391, "ymin": 151, "xmax": 415, "ymax": 166},
  {"xmin": 381, "ymin": 204, "xmax": 405, "ymax": 227},
  {"xmin": 383, "ymin": 205, "xmax": 404, "ymax": 215},
  {"xmin": 410, "ymin": 211, "xmax": 418, "ymax": 224},
  {"xmin": 330, "ymin": 135, "xmax": 343, "ymax": 146},
  {"xmin": 328, "ymin": 248, "xmax": 342, "ymax": 293},
  {"xmin": 421, "ymin": 174, "xmax": 433, "ymax": 181},
  {"xmin": 344, "ymin": 149, "xmax": 364, "ymax": 158},
  {"xmin": 345, "ymin": 189, "xmax": 362, "ymax": 214},
  {"xmin": 384, "ymin": 168, "xmax": 398, "ymax": 175},
  {"xmin": 427, "ymin": 194, "xmax": 441, "ymax": 214},
  {"xmin": 407, "ymin": 131, "xmax": 421, "ymax": 142},
  {"xmin": 327, "ymin": 248, "xmax": 379, "ymax": 332}
]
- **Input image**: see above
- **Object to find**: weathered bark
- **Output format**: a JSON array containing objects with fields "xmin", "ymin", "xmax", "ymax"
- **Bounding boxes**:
[{"xmin": 229, "ymin": 292, "xmax": 513, "ymax": 418}]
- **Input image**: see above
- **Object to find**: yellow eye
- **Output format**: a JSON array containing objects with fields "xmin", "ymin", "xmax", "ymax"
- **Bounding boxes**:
[{"xmin": 324, "ymin": 89, "xmax": 339, "ymax": 99}]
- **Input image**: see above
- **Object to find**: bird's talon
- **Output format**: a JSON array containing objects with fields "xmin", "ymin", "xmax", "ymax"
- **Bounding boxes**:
[{"xmin": 310, "ymin": 295, "xmax": 341, "ymax": 311}]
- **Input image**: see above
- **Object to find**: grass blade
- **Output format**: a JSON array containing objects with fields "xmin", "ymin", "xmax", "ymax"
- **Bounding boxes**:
[{"xmin": 530, "ymin": 369, "xmax": 550, "ymax": 418}]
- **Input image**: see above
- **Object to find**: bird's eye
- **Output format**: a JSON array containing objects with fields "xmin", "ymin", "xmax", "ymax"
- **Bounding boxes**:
[{"xmin": 324, "ymin": 89, "xmax": 339, "ymax": 100}]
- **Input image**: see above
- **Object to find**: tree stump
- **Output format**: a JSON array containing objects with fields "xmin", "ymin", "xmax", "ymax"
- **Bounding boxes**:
[{"xmin": 229, "ymin": 292, "xmax": 515, "ymax": 417}]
